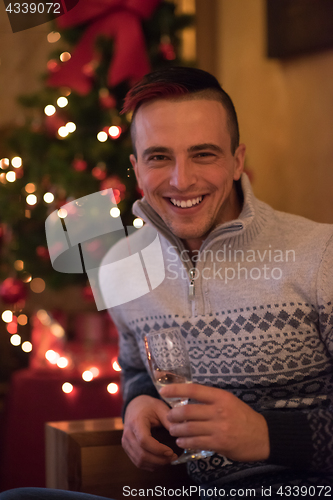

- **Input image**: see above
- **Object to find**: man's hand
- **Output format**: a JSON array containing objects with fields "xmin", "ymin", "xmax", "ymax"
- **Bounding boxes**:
[
  {"xmin": 160, "ymin": 384, "xmax": 270, "ymax": 462},
  {"xmin": 122, "ymin": 395, "xmax": 178, "ymax": 471}
]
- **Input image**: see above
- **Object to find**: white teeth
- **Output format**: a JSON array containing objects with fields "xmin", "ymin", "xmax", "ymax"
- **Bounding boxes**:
[{"xmin": 170, "ymin": 196, "xmax": 203, "ymax": 208}]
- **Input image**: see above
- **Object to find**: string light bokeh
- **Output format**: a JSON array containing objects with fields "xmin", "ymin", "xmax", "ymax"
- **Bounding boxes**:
[{"xmin": 1, "ymin": 305, "xmax": 121, "ymax": 395}]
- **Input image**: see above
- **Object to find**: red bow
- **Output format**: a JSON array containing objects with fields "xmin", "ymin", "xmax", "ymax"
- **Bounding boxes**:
[{"xmin": 47, "ymin": 0, "xmax": 161, "ymax": 94}]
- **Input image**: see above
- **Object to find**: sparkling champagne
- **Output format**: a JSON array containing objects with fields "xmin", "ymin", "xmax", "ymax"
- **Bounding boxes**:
[{"xmin": 153, "ymin": 370, "xmax": 191, "ymax": 407}]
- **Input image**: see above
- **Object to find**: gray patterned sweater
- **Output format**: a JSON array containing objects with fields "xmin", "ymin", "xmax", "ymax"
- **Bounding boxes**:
[{"xmin": 99, "ymin": 174, "xmax": 333, "ymax": 487}]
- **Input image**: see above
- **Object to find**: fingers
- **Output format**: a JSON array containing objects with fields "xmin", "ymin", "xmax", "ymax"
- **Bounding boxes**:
[
  {"xmin": 154, "ymin": 405, "xmax": 174, "ymax": 431},
  {"xmin": 166, "ymin": 419, "xmax": 214, "ymax": 452},
  {"xmin": 167, "ymin": 402, "xmax": 213, "ymax": 423},
  {"xmin": 175, "ymin": 435, "xmax": 214, "ymax": 451},
  {"xmin": 132, "ymin": 419, "xmax": 175, "ymax": 456},
  {"xmin": 169, "ymin": 424, "xmax": 211, "ymax": 450},
  {"xmin": 122, "ymin": 396, "xmax": 179, "ymax": 470},
  {"xmin": 122, "ymin": 426, "xmax": 177, "ymax": 471},
  {"xmin": 160, "ymin": 383, "xmax": 221, "ymax": 404}
]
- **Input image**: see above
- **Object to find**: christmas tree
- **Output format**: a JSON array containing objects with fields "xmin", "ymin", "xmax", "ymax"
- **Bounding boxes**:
[{"xmin": 0, "ymin": 0, "xmax": 194, "ymax": 380}]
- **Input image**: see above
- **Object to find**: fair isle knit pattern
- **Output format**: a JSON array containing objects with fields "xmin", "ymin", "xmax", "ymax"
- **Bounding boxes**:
[
  {"xmin": 99, "ymin": 173, "xmax": 333, "ymax": 486},
  {"xmin": 309, "ymin": 409, "xmax": 333, "ymax": 471}
]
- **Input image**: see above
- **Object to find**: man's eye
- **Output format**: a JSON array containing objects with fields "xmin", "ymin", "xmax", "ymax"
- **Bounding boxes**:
[
  {"xmin": 195, "ymin": 152, "xmax": 215, "ymax": 158},
  {"xmin": 149, "ymin": 155, "xmax": 168, "ymax": 161}
]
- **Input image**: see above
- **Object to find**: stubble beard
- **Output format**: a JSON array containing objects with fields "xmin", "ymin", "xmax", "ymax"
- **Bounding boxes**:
[{"xmin": 161, "ymin": 212, "xmax": 215, "ymax": 244}]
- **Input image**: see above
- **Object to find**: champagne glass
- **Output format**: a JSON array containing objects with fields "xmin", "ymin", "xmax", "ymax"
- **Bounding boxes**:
[{"xmin": 144, "ymin": 328, "xmax": 214, "ymax": 464}]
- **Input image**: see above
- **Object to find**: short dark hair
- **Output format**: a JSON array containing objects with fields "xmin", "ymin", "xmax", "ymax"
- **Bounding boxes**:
[{"xmin": 122, "ymin": 67, "xmax": 240, "ymax": 156}]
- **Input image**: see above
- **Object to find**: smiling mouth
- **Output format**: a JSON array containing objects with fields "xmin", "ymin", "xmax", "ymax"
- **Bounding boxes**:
[{"xmin": 169, "ymin": 195, "xmax": 204, "ymax": 208}]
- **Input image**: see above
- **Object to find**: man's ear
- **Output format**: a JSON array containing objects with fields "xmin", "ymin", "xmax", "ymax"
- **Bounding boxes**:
[
  {"xmin": 129, "ymin": 154, "xmax": 142, "ymax": 189},
  {"xmin": 233, "ymin": 143, "xmax": 246, "ymax": 181}
]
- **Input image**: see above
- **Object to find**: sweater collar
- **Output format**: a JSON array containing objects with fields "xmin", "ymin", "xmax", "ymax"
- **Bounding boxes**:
[{"xmin": 132, "ymin": 173, "xmax": 269, "ymax": 249}]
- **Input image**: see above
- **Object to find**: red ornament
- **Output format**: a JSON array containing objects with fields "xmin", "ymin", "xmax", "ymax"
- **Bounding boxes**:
[
  {"xmin": 99, "ymin": 93, "xmax": 116, "ymax": 109},
  {"xmin": 82, "ymin": 60, "xmax": 98, "ymax": 78},
  {"xmin": 100, "ymin": 175, "xmax": 126, "ymax": 203},
  {"xmin": 0, "ymin": 278, "xmax": 27, "ymax": 304},
  {"xmin": 72, "ymin": 158, "xmax": 87, "ymax": 171},
  {"xmin": 82, "ymin": 284, "xmax": 95, "ymax": 302},
  {"xmin": 159, "ymin": 41, "xmax": 176, "ymax": 60},
  {"xmin": 36, "ymin": 246, "xmax": 49, "ymax": 260},
  {"xmin": 15, "ymin": 167, "xmax": 24, "ymax": 179},
  {"xmin": 47, "ymin": 59, "xmax": 60, "ymax": 72},
  {"xmin": 92, "ymin": 166, "xmax": 107, "ymax": 180},
  {"xmin": 45, "ymin": 113, "xmax": 66, "ymax": 137},
  {"xmin": 100, "ymin": 175, "xmax": 125, "ymax": 193}
]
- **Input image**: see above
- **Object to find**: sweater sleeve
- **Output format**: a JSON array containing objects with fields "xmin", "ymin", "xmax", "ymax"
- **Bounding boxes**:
[
  {"xmin": 263, "ymin": 231, "xmax": 333, "ymax": 472},
  {"xmin": 108, "ymin": 310, "xmax": 160, "ymax": 418},
  {"xmin": 117, "ymin": 326, "xmax": 160, "ymax": 418},
  {"xmin": 262, "ymin": 397, "xmax": 333, "ymax": 472}
]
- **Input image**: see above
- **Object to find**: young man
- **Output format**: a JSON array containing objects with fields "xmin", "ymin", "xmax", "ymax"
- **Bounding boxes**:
[
  {"xmin": 100, "ymin": 67, "xmax": 333, "ymax": 497},
  {"xmin": 2, "ymin": 68, "xmax": 333, "ymax": 500}
]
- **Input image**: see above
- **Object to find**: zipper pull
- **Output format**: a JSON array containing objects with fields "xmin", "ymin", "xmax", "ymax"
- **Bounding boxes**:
[{"xmin": 189, "ymin": 269, "xmax": 195, "ymax": 300}]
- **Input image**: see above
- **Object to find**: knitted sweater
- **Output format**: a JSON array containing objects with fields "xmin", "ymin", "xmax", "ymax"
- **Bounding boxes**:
[{"xmin": 99, "ymin": 173, "xmax": 333, "ymax": 487}]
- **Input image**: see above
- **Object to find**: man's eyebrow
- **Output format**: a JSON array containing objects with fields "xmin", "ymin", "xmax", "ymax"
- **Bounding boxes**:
[
  {"xmin": 142, "ymin": 146, "xmax": 173, "ymax": 159},
  {"xmin": 188, "ymin": 143, "xmax": 224, "ymax": 154},
  {"xmin": 141, "ymin": 143, "xmax": 224, "ymax": 159}
]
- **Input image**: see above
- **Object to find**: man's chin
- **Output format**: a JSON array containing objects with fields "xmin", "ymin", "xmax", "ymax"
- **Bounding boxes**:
[{"xmin": 165, "ymin": 222, "xmax": 208, "ymax": 244}]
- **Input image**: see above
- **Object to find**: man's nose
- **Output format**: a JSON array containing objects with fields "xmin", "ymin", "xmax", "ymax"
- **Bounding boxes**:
[{"xmin": 169, "ymin": 158, "xmax": 197, "ymax": 191}]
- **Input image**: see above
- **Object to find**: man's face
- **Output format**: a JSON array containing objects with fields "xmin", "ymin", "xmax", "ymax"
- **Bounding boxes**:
[{"xmin": 130, "ymin": 98, "xmax": 245, "ymax": 251}]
